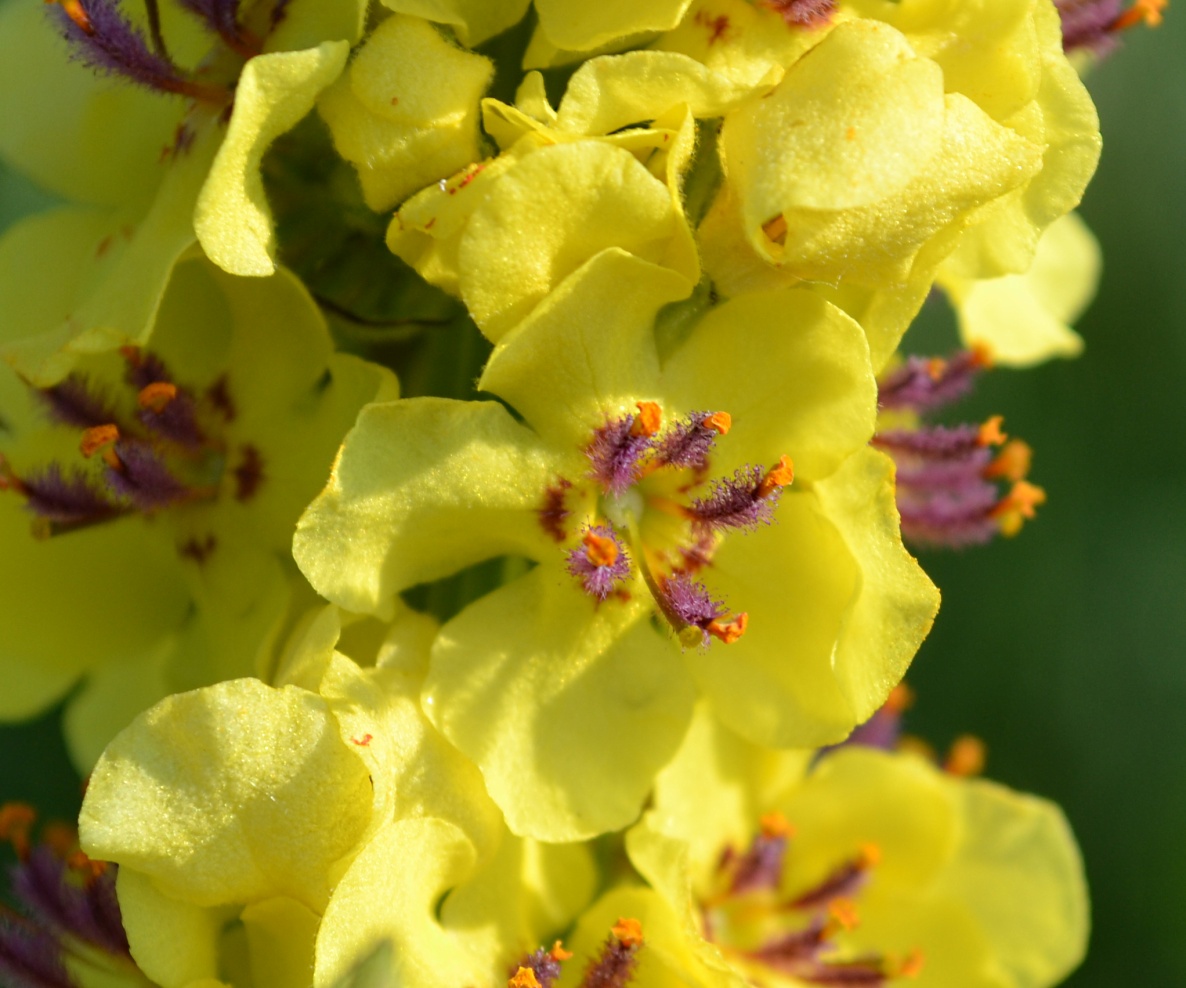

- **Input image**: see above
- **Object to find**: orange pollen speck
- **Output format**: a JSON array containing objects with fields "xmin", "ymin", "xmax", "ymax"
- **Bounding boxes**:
[
  {"xmin": 994, "ymin": 480, "xmax": 1047, "ymax": 520},
  {"xmin": 978, "ymin": 416, "xmax": 1007, "ymax": 447},
  {"xmin": 351, "ymin": 734, "xmax": 373, "ymax": 747},
  {"xmin": 138, "ymin": 381, "xmax": 178, "ymax": 412},
  {"xmin": 0, "ymin": 802, "xmax": 36, "ymax": 859},
  {"xmin": 612, "ymin": 917, "xmax": 644, "ymax": 948},
  {"xmin": 762, "ymin": 213, "xmax": 788, "ymax": 245},
  {"xmin": 631, "ymin": 401, "xmax": 663, "ymax": 437},
  {"xmin": 886, "ymin": 682, "xmax": 915, "ymax": 713},
  {"xmin": 508, "ymin": 967, "xmax": 541, "ymax": 988},
  {"xmin": 895, "ymin": 949, "xmax": 926, "ymax": 979},
  {"xmin": 925, "ymin": 358, "xmax": 947, "ymax": 381},
  {"xmin": 757, "ymin": 456, "xmax": 794, "ymax": 498},
  {"xmin": 47, "ymin": 0, "xmax": 94, "ymax": 33},
  {"xmin": 704, "ymin": 411, "xmax": 732, "ymax": 435},
  {"xmin": 857, "ymin": 842, "xmax": 882, "ymax": 870},
  {"xmin": 826, "ymin": 897, "xmax": 860, "ymax": 932},
  {"xmin": 1113, "ymin": 0, "xmax": 1167, "ymax": 29},
  {"xmin": 583, "ymin": 530, "xmax": 620, "ymax": 567},
  {"xmin": 760, "ymin": 810, "xmax": 796, "ymax": 839},
  {"xmin": 80, "ymin": 424, "xmax": 120, "ymax": 459},
  {"xmin": 708, "ymin": 611, "xmax": 749, "ymax": 644},
  {"xmin": 549, "ymin": 941, "xmax": 574, "ymax": 962},
  {"xmin": 944, "ymin": 735, "xmax": 987, "ymax": 777},
  {"xmin": 984, "ymin": 439, "xmax": 1033, "ymax": 482},
  {"xmin": 969, "ymin": 343, "xmax": 995, "ymax": 370}
]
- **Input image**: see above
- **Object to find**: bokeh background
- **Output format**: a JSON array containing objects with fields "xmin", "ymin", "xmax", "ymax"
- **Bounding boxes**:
[{"xmin": 1, "ymin": 9, "xmax": 1184, "ymax": 987}]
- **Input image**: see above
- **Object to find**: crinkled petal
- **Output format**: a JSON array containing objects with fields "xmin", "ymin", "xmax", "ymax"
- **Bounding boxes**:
[
  {"xmin": 459, "ymin": 140, "xmax": 697, "ymax": 340},
  {"xmin": 312, "ymin": 818, "xmax": 482, "ymax": 988},
  {"xmin": 241, "ymin": 896, "xmax": 322, "ymax": 988},
  {"xmin": 480, "ymin": 249, "xmax": 690, "ymax": 449},
  {"xmin": 379, "ymin": 0, "xmax": 531, "ymax": 47},
  {"xmin": 424, "ymin": 566, "xmax": 696, "ymax": 841},
  {"xmin": 80, "ymin": 678, "xmax": 373, "ymax": 912},
  {"xmin": 318, "ymin": 15, "xmax": 493, "ymax": 211},
  {"xmin": 195, "ymin": 43, "xmax": 350, "ymax": 277},
  {"xmin": 294, "ymin": 398, "xmax": 558, "ymax": 619},
  {"xmin": 534, "ymin": 0, "xmax": 694, "ymax": 52},
  {"xmin": 942, "ymin": 211, "xmax": 1097, "ymax": 367},
  {"xmin": 659, "ymin": 286, "xmax": 876, "ymax": 482},
  {"xmin": 935, "ymin": 775, "xmax": 1088, "ymax": 988}
]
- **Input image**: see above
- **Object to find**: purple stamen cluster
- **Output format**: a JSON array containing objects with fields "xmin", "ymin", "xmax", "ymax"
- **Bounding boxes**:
[
  {"xmin": 876, "ymin": 351, "xmax": 984, "ymax": 413},
  {"xmin": 0, "ymin": 922, "xmax": 72, "ymax": 988},
  {"xmin": 652, "ymin": 411, "xmax": 723, "ymax": 471},
  {"xmin": 579, "ymin": 935, "xmax": 640, "ymax": 988},
  {"xmin": 788, "ymin": 857, "xmax": 873, "ymax": 912},
  {"xmin": 728, "ymin": 830, "xmax": 790, "ymax": 896},
  {"xmin": 49, "ymin": 0, "xmax": 189, "ymax": 94},
  {"xmin": 655, "ymin": 574, "xmax": 726, "ymax": 644},
  {"xmin": 585, "ymin": 416, "xmax": 654, "ymax": 496},
  {"xmin": 688, "ymin": 465, "xmax": 780, "ymax": 533},
  {"xmin": 1055, "ymin": 0, "xmax": 1124, "ymax": 54},
  {"xmin": 877, "ymin": 425, "xmax": 1004, "ymax": 548},
  {"xmin": 138, "ymin": 390, "xmax": 204, "ymax": 449},
  {"xmin": 830, "ymin": 705, "xmax": 903, "ymax": 755},
  {"xmin": 519, "ymin": 947, "xmax": 565, "ymax": 988},
  {"xmin": 19, "ymin": 464, "xmax": 124, "ymax": 527},
  {"xmin": 760, "ymin": 0, "xmax": 837, "ymax": 27},
  {"xmin": 178, "ymin": 0, "xmax": 242, "ymax": 36},
  {"xmin": 34, "ymin": 376, "xmax": 117, "ymax": 430},
  {"xmin": 566, "ymin": 525, "xmax": 632, "ymax": 601},
  {"xmin": 103, "ymin": 439, "xmax": 190, "ymax": 512},
  {"xmin": 10, "ymin": 847, "xmax": 130, "ymax": 959}
]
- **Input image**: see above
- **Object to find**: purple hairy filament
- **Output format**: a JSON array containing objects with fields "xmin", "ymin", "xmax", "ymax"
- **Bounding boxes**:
[
  {"xmin": 44, "ymin": 0, "xmax": 303, "ymax": 104},
  {"xmin": 0, "ymin": 803, "xmax": 141, "ymax": 988},
  {"xmin": 700, "ymin": 820, "xmax": 923, "ymax": 987},
  {"xmin": 0, "ymin": 349, "xmax": 254, "ymax": 539},
  {"xmin": 544, "ymin": 402, "xmax": 794, "ymax": 648}
]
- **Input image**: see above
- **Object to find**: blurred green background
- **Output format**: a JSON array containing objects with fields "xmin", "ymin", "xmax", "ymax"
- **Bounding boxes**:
[{"xmin": 1, "ymin": 9, "xmax": 1183, "ymax": 987}]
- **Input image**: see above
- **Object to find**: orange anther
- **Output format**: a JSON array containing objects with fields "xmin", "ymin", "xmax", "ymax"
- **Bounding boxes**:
[
  {"xmin": 631, "ymin": 401, "xmax": 662, "ymax": 438},
  {"xmin": 826, "ymin": 897, "xmax": 860, "ymax": 932},
  {"xmin": 925, "ymin": 358, "xmax": 947, "ymax": 382},
  {"xmin": 549, "ymin": 941, "xmax": 573, "ymax": 962},
  {"xmin": 509, "ymin": 968, "xmax": 541, "ymax": 988},
  {"xmin": 757, "ymin": 456, "xmax": 794, "ymax": 498},
  {"xmin": 760, "ymin": 810, "xmax": 795, "ymax": 839},
  {"xmin": 708, "ymin": 611, "xmax": 749, "ymax": 644},
  {"xmin": 612, "ymin": 918, "xmax": 644, "ymax": 948},
  {"xmin": 0, "ymin": 802, "xmax": 36, "ymax": 859},
  {"xmin": 1112, "ymin": 0, "xmax": 1167, "ymax": 29},
  {"xmin": 857, "ymin": 842, "xmax": 881, "ymax": 869},
  {"xmin": 885, "ymin": 682, "xmax": 915, "ymax": 714},
  {"xmin": 978, "ymin": 416, "xmax": 1007, "ymax": 447},
  {"xmin": 704, "ymin": 411, "xmax": 732, "ymax": 435},
  {"xmin": 992, "ymin": 481, "xmax": 1047, "ymax": 536},
  {"xmin": 138, "ymin": 381, "xmax": 178, "ymax": 413},
  {"xmin": 969, "ymin": 343, "xmax": 994, "ymax": 370},
  {"xmin": 895, "ymin": 949, "xmax": 926, "ymax": 979},
  {"xmin": 41, "ymin": 822, "xmax": 77, "ymax": 857},
  {"xmin": 67, "ymin": 850, "xmax": 109, "ymax": 882},
  {"xmin": 984, "ymin": 439, "xmax": 1033, "ymax": 482},
  {"xmin": 46, "ymin": 0, "xmax": 93, "ymax": 33},
  {"xmin": 582, "ymin": 529, "xmax": 620, "ymax": 567},
  {"xmin": 80, "ymin": 424, "xmax": 120, "ymax": 459},
  {"xmin": 762, "ymin": 214, "xmax": 788, "ymax": 245},
  {"xmin": 944, "ymin": 735, "xmax": 987, "ymax": 777}
]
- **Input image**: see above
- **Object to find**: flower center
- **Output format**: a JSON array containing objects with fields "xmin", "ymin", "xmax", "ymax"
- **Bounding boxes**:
[
  {"xmin": 543, "ymin": 402, "xmax": 792, "ymax": 648},
  {"xmin": 700, "ymin": 815, "xmax": 923, "ymax": 987},
  {"xmin": 0, "ymin": 347, "xmax": 261, "ymax": 557}
]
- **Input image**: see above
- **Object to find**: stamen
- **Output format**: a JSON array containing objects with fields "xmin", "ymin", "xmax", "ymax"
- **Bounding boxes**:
[
  {"xmin": 983, "ymin": 439, "xmax": 1033, "ymax": 482},
  {"xmin": 877, "ymin": 350, "xmax": 988, "ymax": 413},
  {"xmin": 566, "ymin": 524, "xmax": 632, "ymax": 600},
  {"xmin": 630, "ymin": 401, "xmax": 662, "ymax": 438},
  {"xmin": 977, "ymin": 416, "xmax": 1007, "ymax": 447},
  {"xmin": 233, "ymin": 444, "xmax": 264, "ymax": 502},
  {"xmin": 103, "ymin": 440, "xmax": 190, "ymax": 512},
  {"xmin": 653, "ymin": 573, "xmax": 746, "ymax": 647},
  {"xmin": 510, "ymin": 969, "xmax": 541, "ymax": 988},
  {"xmin": 33, "ymin": 375, "xmax": 118, "ymax": 430},
  {"xmin": 652, "ymin": 410, "xmax": 732, "ymax": 472},
  {"xmin": 177, "ymin": 0, "xmax": 262, "ymax": 59},
  {"xmin": 18, "ymin": 464, "xmax": 124, "ymax": 529},
  {"xmin": 45, "ymin": 0, "xmax": 231, "ymax": 103},
  {"xmin": 827, "ymin": 683, "xmax": 913, "ymax": 756},
  {"xmin": 0, "ymin": 804, "xmax": 36, "ymax": 861},
  {"xmin": 787, "ymin": 843, "xmax": 879, "ymax": 911},
  {"xmin": 759, "ymin": 0, "xmax": 837, "ymax": 27},
  {"xmin": 514, "ymin": 941, "xmax": 572, "ymax": 988},
  {"xmin": 687, "ymin": 459, "xmax": 790, "ymax": 533},
  {"xmin": 728, "ymin": 814, "xmax": 792, "ymax": 895},
  {"xmin": 80, "ymin": 424, "xmax": 120, "ymax": 460},
  {"xmin": 585, "ymin": 415, "xmax": 656, "ymax": 496},
  {"xmin": 943, "ymin": 735, "xmax": 986, "ymax": 777},
  {"xmin": 991, "ymin": 480, "xmax": 1047, "ymax": 536},
  {"xmin": 578, "ymin": 920, "xmax": 643, "ymax": 988},
  {"xmin": 1111, "ymin": 0, "xmax": 1167, "ymax": 29},
  {"xmin": 137, "ymin": 381, "xmax": 177, "ymax": 413}
]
